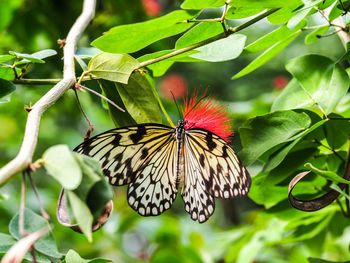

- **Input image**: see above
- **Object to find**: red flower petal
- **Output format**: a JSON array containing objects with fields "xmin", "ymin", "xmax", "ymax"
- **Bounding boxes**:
[{"xmin": 183, "ymin": 90, "xmax": 233, "ymax": 142}]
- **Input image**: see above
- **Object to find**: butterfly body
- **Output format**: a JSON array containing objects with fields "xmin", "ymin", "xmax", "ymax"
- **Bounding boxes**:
[{"xmin": 75, "ymin": 119, "xmax": 250, "ymax": 223}]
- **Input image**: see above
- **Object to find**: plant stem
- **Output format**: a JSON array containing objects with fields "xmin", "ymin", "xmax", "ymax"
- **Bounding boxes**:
[{"xmin": 138, "ymin": 8, "xmax": 279, "ymax": 69}]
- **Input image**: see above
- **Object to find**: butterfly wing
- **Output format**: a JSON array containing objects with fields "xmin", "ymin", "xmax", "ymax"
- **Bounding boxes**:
[
  {"xmin": 127, "ymin": 134, "xmax": 178, "ymax": 216},
  {"xmin": 185, "ymin": 128, "xmax": 251, "ymax": 199},
  {"xmin": 182, "ymin": 138, "xmax": 215, "ymax": 223},
  {"xmin": 74, "ymin": 124, "xmax": 174, "ymax": 186}
]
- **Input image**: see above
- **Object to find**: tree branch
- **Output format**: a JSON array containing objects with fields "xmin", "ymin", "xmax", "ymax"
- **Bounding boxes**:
[{"xmin": 0, "ymin": 0, "xmax": 96, "ymax": 185}]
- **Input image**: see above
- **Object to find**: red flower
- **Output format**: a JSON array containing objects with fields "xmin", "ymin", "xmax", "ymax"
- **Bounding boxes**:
[
  {"xmin": 160, "ymin": 74, "xmax": 188, "ymax": 100},
  {"xmin": 273, "ymin": 76, "xmax": 288, "ymax": 90},
  {"xmin": 141, "ymin": 0, "xmax": 162, "ymax": 16},
  {"xmin": 183, "ymin": 90, "xmax": 233, "ymax": 142}
]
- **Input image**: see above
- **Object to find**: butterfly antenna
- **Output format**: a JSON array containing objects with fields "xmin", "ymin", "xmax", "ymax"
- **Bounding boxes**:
[
  {"xmin": 183, "ymin": 91, "xmax": 209, "ymax": 118},
  {"xmin": 170, "ymin": 90, "xmax": 182, "ymax": 120}
]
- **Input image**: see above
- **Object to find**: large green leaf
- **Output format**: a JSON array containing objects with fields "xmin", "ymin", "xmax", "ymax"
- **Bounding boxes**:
[
  {"xmin": 190, "ymin": 34, "xmax": 246, "ymax": 62},
  {"xmin": 323, "ymin": 114, "xmax": 350, "ymax": 149},
  {"xmin": 239, "ymin": 110, "xmax": 311, "ymax": 166},
  {"xmin": 304, "ymin": 163, "xmax": 350, "ymax": 184},
  {"xmin": 88, "ymin": 53, "xmax": 140, "ymax": 84},
  {"xmin": 181, "ymin": 0, "xmax": 225, "ymax": 9},
  {"xmin": 281, "ymin": 55, "xmax": 350, "ymax": 114},
  {"xmin": 64, "ymin": 249, "xmax": 112, "ymax": 263},
  {"xmin": 9, "ymin": 51, "xmax": 45, "ymax": 63},
  {"xmin": 115, "ymin": 71, "xmax": 161, "ymax": 123},
  {"xmin": 0, "ymin": 78, "xmax": 15, "ymax": 99},
  {"xmin": 175, "ymin": 22, "xmax": 223, "ymax": 49},
  {"xmin": 43, "ymin": 145, "xmax": 82, "ymax": 190},
  {"xmin": 232, "ymin": 31, "xmax": 301, "ymax": 79},
  {"xmin": 226, "ymin": 7, "xmax": 265, "ymax": 19},
  {"xmin": 92, "ymin": 10, "xmax": 198, "ymax": 53},
  {"xmin": 244, "ymin": 25, "xmax": 293, "ymax": 53},
  {"xmin": 98, "ymin": 80, "xmax": 136, "ymax": 127},
  {"xmin": 9, "ymin": 208, "xmax": 62, "ymax": 259},
  {"xmin": 0, "ymin": 54, "xmax": 15, "ymax": 63},
  {"xmin": 230, "ymin": 0, "xmax": 302, "ymax": 8},
  {"xmin": 66, "ymin": 190, "xmax": 93, "ymax": 242}
]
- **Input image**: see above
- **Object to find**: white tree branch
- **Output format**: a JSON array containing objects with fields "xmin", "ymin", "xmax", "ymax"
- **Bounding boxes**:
[{"xmin": 0, "ymin": 0, "xmax": 96, "ymax": 185}]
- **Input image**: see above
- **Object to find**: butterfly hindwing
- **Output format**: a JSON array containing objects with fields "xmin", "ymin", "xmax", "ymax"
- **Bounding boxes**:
[
  {"xmin": 182, "ymin": 135, "xmax": 215, "ymax": 223},
  {"xmin": 74, "ymin": 124, "xmax": 174, "ymax": 186},
  {"xmin": 185, "ymin": 128, "xmax": 251, "ymax": 199},
  {"xmin": 127, "ymin": 135, "xmax": 178, "ymax": 216}
]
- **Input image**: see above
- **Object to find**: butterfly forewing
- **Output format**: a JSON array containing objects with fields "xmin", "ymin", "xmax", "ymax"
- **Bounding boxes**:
[
  {"xmin": 74, "ymin": 124, "xmax": 174, "ymax": 186},
  {"xmin": 184, "ymin": 128, "xmax": 251, "ymax": 199}
]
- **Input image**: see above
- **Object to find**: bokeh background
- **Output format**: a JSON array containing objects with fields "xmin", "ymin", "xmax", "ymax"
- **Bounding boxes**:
[{"xmin": 0, "ymin": 0, "xmax": 348, "ymax": 262}]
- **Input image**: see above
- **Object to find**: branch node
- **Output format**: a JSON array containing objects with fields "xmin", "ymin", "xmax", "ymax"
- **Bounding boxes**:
[{"xmin": 57, "ymin": 39, "xmax": 66, "ymax": 48}]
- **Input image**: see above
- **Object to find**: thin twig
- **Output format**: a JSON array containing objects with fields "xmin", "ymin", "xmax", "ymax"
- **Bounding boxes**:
[
  {"xmin": 0, "ymin": 0, "xmax": 96, "ymax": 185},
  {"xmin": 19, "ymin": 172, "xmax": 26, "ymax": 237},
  {"xmin": 73, "ymin": 86, "xmax": 94, "ymax": 140},
  {"xmin": 78, "ymin": 84, "xmax": 125, "ymax": 112},
  {"xmin": 27, "ymin": 173, "xmax": 50, "ymax": 220}
]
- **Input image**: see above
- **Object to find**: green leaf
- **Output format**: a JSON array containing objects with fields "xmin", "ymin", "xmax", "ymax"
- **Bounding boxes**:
[
  {"xmin": 232, "ymin": 31, "xmax": 301, "ymax": 79},
  {"xmin": 304, "ymin": 162, "xmax": 350, "ymax": 184},
  {"xmin": 138, "ymin": 50, "xmax": 175, "ymax": 77},
  {"xmin": 9, "ymin": 208, "xmax": 62, "ymax": 259},
  {"xmin": 189, "ymin": 34, "xmax": 246, "ymax": 62},
  {"xmin": 328, "ymin": 3, "xmax": 344, "ymax": 21},
  {"xmin": 98, "ymin": 80, "xmax": 136, "ymax": 127},
  {"xmin": 43, "ymin": 144, "xmax": 82, "ymax": 190},
  {"xmin": 226, "ymin": 7, "xmax": 265, "ymax": 19},
  {"xmin": 239, "ymin": 110, "xmax": 311, "ymax": 166},
  {"xmin": 285, "ymin": 54, "xmax": 350, "ymax": 114},
  {"xmin": 115, "ymin": 71, "xmax": 161, "ymax": 123},
  {"xmin": 0, "ymin": 79, "xmax": 15, "ymax": 99},
  {"xmin": 330, "ymin": 184, "xmax": 350, "ymax": 201},
  {"xmin": 267, "ymin": 5, "xmax": 300, "ymax": 24},
  {"xmin": 230, "ymin": 0, "xmax": 302, "ymax": 8},
  {"xmin": 64, "ymin": 249, "xmax": 112, "ymax": 263},
  {"xmin": 0, "ymin": 233, "xmax": 16, "ymax": 253},
  {"xmin": 30, "ymin": 49, "xmax": 57, "ymax": 59},
  {"xmin": 324, "ymin": 115, "xmax": 350, "ymax": 149},
  {"xmin": 76, "ymin": 47, "xmax": 102, "ymax": 59},
  {"xmin": 73, "ymin": 153, "xmax": 114, "ymax": 217},
  {"xmin": 91, "ymin": 10, "xmax": 199, "ymax": 53},
  {"xmin": 0, "ymin": 54, "xmax": 15, "ymax": 63},
  {"xmin": 66, "ymin": 190, "xmax": 93, "ymax": 242},
  {"xmin": 271, "ymin": 78, "xmax": 310, "ymax": 111},
  {"xmin": 9, "ymin": 51, "xmax": 45, "ymax": 63},
  {"xmin": 175, "ymin": 22, "xmax": 223, "ymax": 49},
  {"xmin": 248, "ymin": 172, "xmax": 287, "ymax": 208},
  {"xmin": 244, "ymin": 25, "xmax": 294, "ymax": 53},
  {"xmin": 286, "ymin": 7, "xmax": 312, "ymax": 29},
  {"xmin": 88, "ymin": 53, "xmax": 140, "ymax": 84},
  {"xmin": 181, "ymin": 0, "xmax": 225, "ymax": 9},
  {"xmin": 308, "ymin": 257, "xmax": 350, "ymax": 263},
  {"xmin": 0, "ymin": 66, "xmax": 16, "ymax": 80},
  {"xmin": 304, "ymin": 26, "xmax": 329, "ymax": 44}
]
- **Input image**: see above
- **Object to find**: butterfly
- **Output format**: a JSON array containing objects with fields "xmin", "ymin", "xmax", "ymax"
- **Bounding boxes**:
[{"xmin": 74, "ymin": 96, "xmax": 251, "ymax": 223}]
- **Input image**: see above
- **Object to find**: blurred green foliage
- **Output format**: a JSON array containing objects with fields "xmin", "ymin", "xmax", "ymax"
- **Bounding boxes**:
[{"xmin": 1, "ymin": 0, "xmax": 350, "ymax": 263}]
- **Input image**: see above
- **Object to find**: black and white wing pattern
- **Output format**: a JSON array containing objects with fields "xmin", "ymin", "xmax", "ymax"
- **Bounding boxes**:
[
  {"xmin": 75, "ymin": 123, "xmax": 179, "ymax": 216},
  {"xmin": 127, "ymin": 133, "xmax": 178, "ymax": 216},
  {"xmin": 181, "ymin": 128, "xmax": 250, "ymax": 223},
  {"xmin": 74, "ymin": 123, "xmax": 174, "ymax": 186},
  {"xmin": 182, "ymin": 137, "xmax": 215, "ymax": 223}
]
